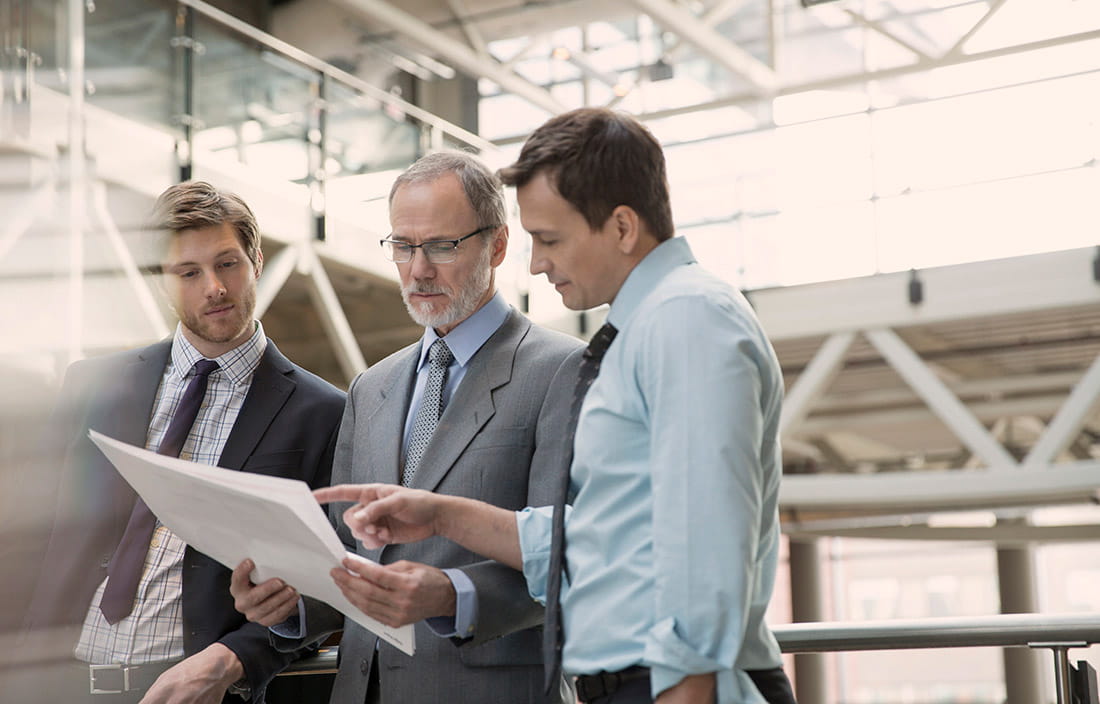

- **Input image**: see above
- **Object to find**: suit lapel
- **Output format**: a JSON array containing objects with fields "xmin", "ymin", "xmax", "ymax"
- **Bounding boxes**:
[
  {"xmin": 217, "ymin": 341, "xmax": 295, "ymax": 471},
  {"xmin": 108, "ymin": 340, "xmax": 173, "ymax": 447},
  {"xmin": 409, "ymin": 310, "xmax": 529, "ymax": 493},
  {"xmin": 90, "ymin": 341, "xmax": 171, "ymax": 507},
  {"xmin": 361, "ymin": 345, "xmax": 419, "ymax": 485}
]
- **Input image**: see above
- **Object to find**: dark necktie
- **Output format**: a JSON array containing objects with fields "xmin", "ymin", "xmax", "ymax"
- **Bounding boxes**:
[
  {"xmin": 100, "ymin": 358, "xmax": 219, "ymax": 625},
  {"xmin": 543, "ymin": 322, "xmax": 618, "ymax": 693},
  {"xmin": 403, "ymin": 339, "xmax": 454, "ymax": 486}
]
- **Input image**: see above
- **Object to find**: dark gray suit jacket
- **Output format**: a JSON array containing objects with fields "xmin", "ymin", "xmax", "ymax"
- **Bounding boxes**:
[
  {"xmin": 279, "ymin": 308, "xmax": 581, "ymax": 704},
  {"xmin": 22, "ymin": 338, "xmax": 345, "ymax": 703}
]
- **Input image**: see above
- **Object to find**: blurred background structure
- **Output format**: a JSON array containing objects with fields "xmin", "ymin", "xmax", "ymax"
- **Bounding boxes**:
[{"xmin": 2, "ymin": 1, "xmax": 1100, "ymax": 702}]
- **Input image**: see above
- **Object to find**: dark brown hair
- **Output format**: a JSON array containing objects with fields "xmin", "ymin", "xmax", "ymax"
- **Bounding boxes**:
[
  {"xmin": 152, "ymin": 181, "xmax": 261, "ymax": 268},
  {"xmin": 498, "ymin": 108, "xmax": 674, "ymax": 242}
]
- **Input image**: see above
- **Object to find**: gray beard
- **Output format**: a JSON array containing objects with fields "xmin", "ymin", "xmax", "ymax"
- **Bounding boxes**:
[{"xmin": 401, "ymin": 247, "xmax": 493, "ymax": 330}]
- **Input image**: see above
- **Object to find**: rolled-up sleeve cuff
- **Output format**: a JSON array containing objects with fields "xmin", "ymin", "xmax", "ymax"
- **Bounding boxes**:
[
  {"xmin": 515, "ymin": 505, "xmax": 558, "ymax": 604},
  {"xmin": 426, "ymin": 568, "xmax": 478, "ymax": 638},
  {"xmin": 644, "ymin": 617, "xmax": 736, "ymax": 700}
]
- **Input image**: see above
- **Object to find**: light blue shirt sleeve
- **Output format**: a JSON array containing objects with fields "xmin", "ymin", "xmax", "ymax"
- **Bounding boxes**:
[
  {"xmin": 269, "ymin": 598, "xmax": 308, "ymax": 639},
  {"xmin": 638, "ymin": 296, "xmax": 773, "ymax": 698},
  {"xmin": 425, "ymin": 568, "xmax": 479, "ymax": 638},
  {"xmin": 515, "ymin": 504, "xmax": 558, "ymax": 604}
]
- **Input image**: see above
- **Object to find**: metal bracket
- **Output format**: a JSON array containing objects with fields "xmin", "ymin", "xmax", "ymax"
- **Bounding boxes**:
[{"xmin": 169, "ymin": 35, "xmax": 206, "ymax": 55}]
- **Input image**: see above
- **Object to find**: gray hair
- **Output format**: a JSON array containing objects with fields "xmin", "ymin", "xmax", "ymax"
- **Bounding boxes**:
[{"xmin": 389, "ymin": 151, "xmax": 507, "ymax": 232}]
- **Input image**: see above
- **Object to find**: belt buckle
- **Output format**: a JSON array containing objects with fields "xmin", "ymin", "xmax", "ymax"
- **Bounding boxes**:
[
  {"xmin": 576, "ymin": 672, "xmax": 617, "ymax": 702},
  {"xmin": 89, "ymin": 663, "xmax": 133, "ymax": 695}
]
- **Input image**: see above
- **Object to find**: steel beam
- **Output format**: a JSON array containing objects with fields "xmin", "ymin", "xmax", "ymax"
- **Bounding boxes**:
[
  {"xmin": 810, "ymin": 371, "xmax": 1082, "ymax": 416},
  {"xmin": 91, "ymin": 181, "xmax": 170, "ymax": 340},
  {"xmin": 1024, "ymin": 354, "xmax": 1100, "ymax": 467},
  {"xmin": 786, "ymin": 523, "xmax": 1100, "ymax": 544},
  {"xmin": 332, "ymin": 0, "xmax": 564, "ymax": 115},
  {"xmin": 751, "ymin": 247, "xmax": 1100, "ymax": 342},
  {"xmin": 798, "ymin": 394, "xmax": 1068, "ymax": 437},
  {"xmin": 444, "ymin": 0, "xmax": 489, "ymax": 60},
  {"xmin": 299, "ymin": 245, "xmax": 367, "ymax": 382},
  {"xmin": 632, "ymin": 28, "xmax": 1100, "ymax": 125},
  {"xmin": 779, "ymin": 460, "xmax": 1100, "ymax": 513},
  {"xmin": 945, "ymin": 0, "xmax": 1009, "ymax": 58},
  {"xmin": 843, "ymin": 8, "xmax": 931, "ymax": 62},
  {"xmin": 255, "ymin": 245, "xmax": 299, "ymax": 319},
  {"xmin": 631, "ymin": 0, "xmax": 777, "ymax": 92},
  {"xmin": 865, "ymin": 328, "xmax": 1018, "ymax": 468},
  {"xmin": 781, "ymin": 331, "xmax": 855, "ymax": 437}
]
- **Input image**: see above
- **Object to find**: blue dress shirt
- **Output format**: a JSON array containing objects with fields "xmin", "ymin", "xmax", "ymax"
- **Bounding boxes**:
[
  {"xmin": 277, "ymin": 293, "xmax": 510, "ymax": 641},
  {"xmin": 406, "ymin": 291, "xmax": 510, "ymax": 638},
  {"xmin": 516, "ymin": 237, "xmax": 786, "ymax": 702}
]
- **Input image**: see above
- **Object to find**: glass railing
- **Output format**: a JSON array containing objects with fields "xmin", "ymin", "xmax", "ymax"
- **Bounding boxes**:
[{"xmin": 7, "ymin": 0, "xmax": 498, "ymax": 271}]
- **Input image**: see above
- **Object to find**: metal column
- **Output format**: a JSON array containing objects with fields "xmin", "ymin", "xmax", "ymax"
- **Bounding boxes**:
[
  {"xmin": 998, "ymin": 542, "xmax": 1045, "ymax": 704},
  {"xmin": 790, "ymin": 538, "xmax": 827, "ymax": 704}
]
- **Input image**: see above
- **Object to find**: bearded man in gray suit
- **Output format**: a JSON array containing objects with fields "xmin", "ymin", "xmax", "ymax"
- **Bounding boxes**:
[{"xmin": 231, "ymin": 151, "xmax": 581, "ymax": 703}]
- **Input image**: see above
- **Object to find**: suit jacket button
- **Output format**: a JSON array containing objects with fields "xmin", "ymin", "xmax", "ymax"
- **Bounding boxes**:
[{"xmin": 360, "ymin": 658, "xmax": 370, "ymax": 675}]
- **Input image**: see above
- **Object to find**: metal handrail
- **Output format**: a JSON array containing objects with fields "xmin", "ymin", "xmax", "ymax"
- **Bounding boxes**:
[
  {"xmin": 771, "ymin": 612, "xmax": 1100, "ymax": 652},
  {"xmin": 279, "ymin": 613, "xmax": 1100, "ymax": 703},
  {"xmin": 176, "ymin": 0, "xmax": 497, "ymax": 154}
]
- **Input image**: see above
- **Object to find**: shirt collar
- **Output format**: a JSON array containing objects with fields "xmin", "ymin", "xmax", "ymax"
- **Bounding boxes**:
[
  {"xmin": 170, "ymin": 321, "xmax": 267, "ymax": 385},
  {"xmin": 417, "ymin": 291, "xmax": 510, "ymax": 371},
  {"xmin": 607, "ymin": 236, "xmax": 696, "ymax": 330}
]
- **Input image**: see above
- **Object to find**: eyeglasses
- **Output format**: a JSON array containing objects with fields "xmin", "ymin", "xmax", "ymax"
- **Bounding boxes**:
[{"xmin": 380, "ymin": 226, "xmax": 497, "ymax": 264}]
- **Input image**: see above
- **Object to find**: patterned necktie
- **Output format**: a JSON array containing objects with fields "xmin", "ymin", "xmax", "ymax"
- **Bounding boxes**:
[
  {"xmin": 403, "ymin": 339, "xmax": 454, "ymax": 486},
  {"xmin": 543, "ymin": 322, "xmax": 618, "ymax": 693},
  {"xmin": 100, "ymin": 358, "xmax": 219, "ymax": 625}
]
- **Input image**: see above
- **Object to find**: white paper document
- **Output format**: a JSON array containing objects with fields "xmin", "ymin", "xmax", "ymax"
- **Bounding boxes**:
[{"xmin": 88, "ymin": 430, "xmax": 415, "ymax": 655}]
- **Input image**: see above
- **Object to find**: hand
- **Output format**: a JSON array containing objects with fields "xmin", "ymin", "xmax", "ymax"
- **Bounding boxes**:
[
  {"xmin": 654, "ymin": 673, "xmax": 716, "ymax": 704},
  {"xmin": 138, "ymin": 643, "xmax": 243, "ymax": 704},
  {"xmin": 314, "ymin": 484, "xmax": 443, "ymax": 549},
  {"xmin": 332, "ymin": 557, "xmax": 456, "ymax": 628},
  {"xmin": 230, "ymin": 558, "xmax": 299, "ymax": 627}
]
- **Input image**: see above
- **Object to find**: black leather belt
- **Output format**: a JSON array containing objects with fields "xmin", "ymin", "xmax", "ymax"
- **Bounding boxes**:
[
  {"xmin": 86, "ymin": 661, "xmax": 176, "ymax": 695},
  {"xmin": 575, "ymin": 666, "xmax": 650, "ymax": 702}
]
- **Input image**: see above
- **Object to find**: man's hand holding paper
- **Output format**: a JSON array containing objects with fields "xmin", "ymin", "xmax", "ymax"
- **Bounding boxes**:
[
  {"xmin": 230, "ymin": 559, "xmax": 300, "ymax": 627},
  {"xmin": 88, "ymin": 430, "xmax": 415, "ymax": 655}
]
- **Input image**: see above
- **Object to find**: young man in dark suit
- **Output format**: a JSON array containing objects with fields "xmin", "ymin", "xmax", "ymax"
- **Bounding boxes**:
[{"xmin": 20, "ymin": 181, "xmax": 345, "ymax": 703}]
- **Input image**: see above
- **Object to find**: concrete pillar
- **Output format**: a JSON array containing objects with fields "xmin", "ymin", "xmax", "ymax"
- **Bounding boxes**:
[
  {"xmin": 790, "ymin": 538, "xmax": 827, "ymax": 704},
  {"xmin": 413, "ymin": 74, "xmax": 480, "ymax": 134},
  {"xmin": 997, "ymin": 543, "xmax": 1045, "ymax": 704}
]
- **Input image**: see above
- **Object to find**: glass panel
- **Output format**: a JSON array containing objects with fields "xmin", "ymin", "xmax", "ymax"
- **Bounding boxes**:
[
  {"xmin": 324, "ymin": 81, "xmax": 419, "ymax": 261},
  {"xmin": 191, "ymin": 15, "xmax": 313, "ymax": 183},
  {"xmin": 83, "ymin": 0, "xmax": 174, "ymax": 126},
  {"xmin": 328, "ymin": 82, "xmax": 417, "ymax": 177},
  {"xmin": 24, "ymin": 0, "xmax": 62, "ymax": 91}
]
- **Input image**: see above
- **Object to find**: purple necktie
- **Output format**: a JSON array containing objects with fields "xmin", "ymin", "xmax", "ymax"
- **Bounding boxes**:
[
  {"xmin": 543, "ymin": 323, "xmax": 617, "ymax": 693},
  {"xmin": 99, "ymin": 359, "xmax": 219, "ymax": 625}
]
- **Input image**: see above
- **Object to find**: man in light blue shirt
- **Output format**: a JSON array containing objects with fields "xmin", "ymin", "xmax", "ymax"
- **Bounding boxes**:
[
  {"xmin": 318, "ymin": 109, "xmax": 795, "ymax": 704},
  {"xmin": 232, "ymin": 151, "xmax": 581, "ymax": 704}
]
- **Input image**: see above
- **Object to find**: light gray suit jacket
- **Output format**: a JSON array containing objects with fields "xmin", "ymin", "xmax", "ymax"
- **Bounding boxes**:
[{"xmin": 278, "ymin": 308, "xmax": 582, "ymax": 704}]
